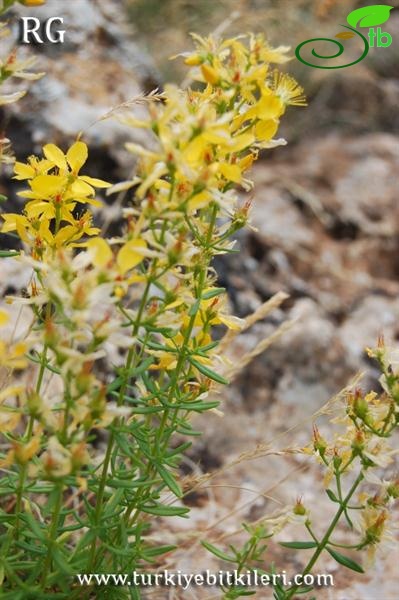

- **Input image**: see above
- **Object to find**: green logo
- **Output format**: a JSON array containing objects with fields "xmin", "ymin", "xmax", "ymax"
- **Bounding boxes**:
[{"xmin": 296, "ymin": 4, "xmax": 394, "ymax": 69}]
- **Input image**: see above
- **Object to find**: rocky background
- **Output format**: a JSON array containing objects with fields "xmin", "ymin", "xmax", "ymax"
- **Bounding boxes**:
[{"xmin": 1, "ymin": 0, "xmax": 399, "ymax": 598}]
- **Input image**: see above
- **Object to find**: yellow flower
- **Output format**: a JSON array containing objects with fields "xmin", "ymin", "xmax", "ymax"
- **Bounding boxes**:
[
  {"xmin": 43, "ymin": 142, "xmax": 110, "ymax": 186},
  {"xmin": 0, "ymin": 385, "xmax": 25, "ymax": 434},
  {"xmin": 0, "ymin": 309, "xmax": 9, "ymax": 326},
  {"xmin": 19, "ymin": 0, "xmax": 46, "ymax": 6},
  {"xmin": 0, "ymin": 339, "xmax": 28, "ymax": 369},
  {"xmin": 273, "ymin": 71, "xmax": 307, "ymax": 107},
  {"xmin": 117, "ymin": 239, "xmax": 147, "ymax": 275},
  {"xmin": 85, "ymin": 237, "xmax": 113, "ymax": 268},
  {"xmin": 14, "ymin": 156, "xmax": 53, "ymax": 180},
  {"xmin": 2, "ymin": 213, "xmax": 53, "ymax": 248}
]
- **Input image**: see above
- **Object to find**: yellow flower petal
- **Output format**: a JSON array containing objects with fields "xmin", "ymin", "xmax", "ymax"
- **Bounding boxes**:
[
  {"xmin": 1, "ymin": 213, "xmax": 19, "ymax": 233},
  {"xmin": 80, "ymin": 176, "xmax": 111, "ymax": 188},
  {"xmin": 43, "ymin": 144, "xmax": 68, "ymax": 171},
  {"xmin": 117, "ymin": 239, "xmax": 147, "ymax": 275},
  {"xmin": 183, "ymin": 136, "xmax": 206, "ymax": 165},
  {"xmin": 184, "ymin": 53, "xmax": 202, "ymax": 66},
  {"xmin": 14, "ymin": 162, "xmax": 35, "ymax": 180},
  {"xmin": 188, "ymin": 190, "xmax": 211, "ymax": 211},
  {"xmin": 201, "ymin": 64, "xmax": 220, "ymax": 85},
  {"xmin": 0, "ymin": 310, "xmax": 9, "ymax": 327},
  {"xmin": 228, "ymin": 133, "xmax": 254, "ymax": 153},
  {"xmin": 217, "ymin": 313, "xmax": 245, "ymax": 330},
  {"xmin": 31, "ymin": 175, "xmax": 66, "ymax": 197},
  {"xmin": 67, "ymin": 141, "xmax": 88, "ymax": 174},
  {"xmin": 256, "ymin": 94, "xmax": 284, "ymax": 120},
  {"xmin": 203, "ymin": 129, "xmax": 231, "ymax": 145},
  {"xmin": 86, "ymin": 238, "xmax": 113, "ymax": 268},
  {"xmin": 13, "ymin": 342, "xmax": 27, "ymax": 357},
  {"xmin": 239, "ymin": 153, "xmax": 256, "ymax": 172},
  {"xmin": 255, "ymin": 119, "xmax": 279, "ymax": 142},
  {"xmin": 219, "ymin": 163, "xmax": 242, "ymax": 183}
]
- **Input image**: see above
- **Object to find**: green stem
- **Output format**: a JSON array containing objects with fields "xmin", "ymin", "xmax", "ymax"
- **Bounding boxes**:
[
  {"xmin": 41, "ymin": 483, "xmax": 63, "ymax": 587},
  {"xmin": 336, "ymin": 470, "xmax": 352, "ymax": 528},
  {"xmin": 87, "ymin": 278, "xmax": 153, "ymax": 572},
  {"xmin": 123, "ymin": 203, "xmax": 219, "ymax": 527},
  {"xmin": 13, "ymin": 343, "xmax": 48, "ymax": 540},
  {"xmin": 285, "ymin": 473, "xmax": 363, "ymax": 599}
]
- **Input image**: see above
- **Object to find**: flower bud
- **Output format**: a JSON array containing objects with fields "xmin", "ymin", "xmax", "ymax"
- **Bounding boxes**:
[
  {"xmin": 13, "ymin": 437, "xmax": 40, "ymax": 465},
  {"xmin": 26, "ymin": 389, "xmax": 42, "ymax": 417},
  {"xmin": 44, "ymin": 316, "xmax": 57, "ymax": 347},
  {"xmin": 76, "ymin": 362, "xmax": 94, "ymax": 395},
  {"xmin": 351, "ymin": 429, "xmax": 365, "ymax": 456},
  {"xmin": 333, "ymin": 448, "xmax": 342, "ymax": 470},
  {"xmin": 313, "ymin": 425, "xmax": 327, "ymax": 458},
  {"xmin": 293, "ymin": 497, "xmax": 307, "ymax": 516},
  {"xmin": 71, "ymin": 442, "xmax": 89, "ymax": 472},
  {"xmin": 184, "ymin": 53, "xmax": 203, "ymax": 66},
  {"xmin": 353, "ymin": 395, "xmax": 369, "ymax": 421},
  {"xmin": 386, "ymin": 480, "xmax": 399, "ymax": 500},
  {"xmin": 364, "ymin": 511, "xmax": 387, "ymax": 546}
]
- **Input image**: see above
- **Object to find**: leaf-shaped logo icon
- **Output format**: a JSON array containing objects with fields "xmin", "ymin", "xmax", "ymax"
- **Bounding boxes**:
[
  {"xmin": 347, "ymin": 5, "xmax": 393, "ymax": 28},
  {"xmin": 335, "ymin": 32, "xmax": 356, "ymax": 39}
]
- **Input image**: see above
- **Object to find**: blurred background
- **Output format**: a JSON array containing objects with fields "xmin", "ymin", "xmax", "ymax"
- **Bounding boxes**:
[{"xmin": 1, "ymin": 0, "xmax": 399, "ymax": 597}]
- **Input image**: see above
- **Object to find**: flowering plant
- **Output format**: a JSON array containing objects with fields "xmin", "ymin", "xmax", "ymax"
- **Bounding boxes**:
[
  {"xmin": 203, "ymin": 342, "xmax": 399, "ymax": 598},
  {"xmin": 0, "ymin": 29, "xmax": 307, "ymax": 597}
]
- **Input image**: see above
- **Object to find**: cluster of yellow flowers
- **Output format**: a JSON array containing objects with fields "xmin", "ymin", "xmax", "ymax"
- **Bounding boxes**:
[{"xmin": 3, "ymin": 142, "xmax": 109, "ymax": 256}]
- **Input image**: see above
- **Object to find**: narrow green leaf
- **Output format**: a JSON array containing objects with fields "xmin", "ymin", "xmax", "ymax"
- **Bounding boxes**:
[
  {"xmin": 196, "ymin": 341, "xmax": 219, "ymax": 353},
  {"xmin": 20, "ymin": 514, "xmax": 46, "ymax": 542},
  {"xmin": 140, "ymin": 504, "xmax": 189, "ymax": 517},
  {"xmin": 202, "ymin": 287, "xmax": 225, "ymax": 300},
  {"xmin": 52, "ymin": 549, "xmax": 75, "ymax": 575},
  {"xmin": 280, "ymin": 541, "xmax": 318, "ymax": 550},
  {"xmin": 102, "ymin": 541, "xmax": 132, "ymax": 557},
  {"xmin": 166, "ymin": 442, "xmax": 192, "ymax": 458},
  {"xmin": 326, "ymin": 489, "xmax": 339, "ymax": 503},
  {"xmin": 144, "ymin": 325, "xmax": 176, "ymax": 338},
  {"xmin": 327, "ymin": 547, "xmax": 364, "ymax": 573},
  {"xmin": 294, "ymin": 586, "xmax": 315, "ymax": 595},
  {"xmin": 72, "ymin": 529, "xmax": 96, "ymax": 554},
  {"xmin": 0, "ymin": 250, "xmax": 20, "ymax": 258},
  {"xmin": 143, "ymin": 544, "xmax": 176, "ymax": 557},
  {"xmin": 144, "ymin": 339, "xmax": 176, "ymax": 352},
  {"xmin": 105, "ymin": 477, "xmax": 154, "ymax": 489},
  {"xmin": 176, "ymin": 425, "xmax": 202, "ymax": 436},
  {"xmin": 157, "ymin": 465, "xmax": 182, "ymax": 498},
  {"xmin": 15, "ymin": 541, "xmax": 46, "ymax": 555},
  {"xmin": 189, "ymin": 357, "xmax": 229, "ymax": 385},
  {"xmin": 177, "ymin": 400, "xmax": 219, "ymax": 412},
  {"xmin": 188, "ymin": 299, "xmax": 201, "ymax": 316},
  {"xmin": 106, "ymin": 375, "xmax": 124, "ymax": 393},
  {"xmin": 201, "ymin": 541, "xmax": 236, "ymax": 563},
  {"xmin": 130, "ymin": 357, "xmax": 155, "ymax": 375}
]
